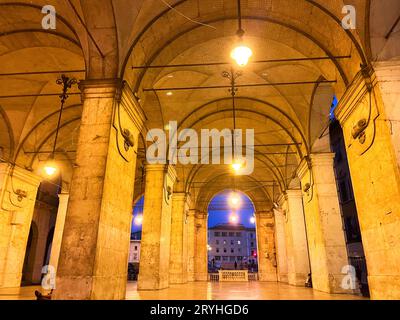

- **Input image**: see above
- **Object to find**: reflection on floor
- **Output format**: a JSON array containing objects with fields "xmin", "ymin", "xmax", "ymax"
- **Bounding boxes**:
[
  {"xmin": 0, "ymin": 282, "xmax": 367, "ymax": 300},
  {"xmin": 127, "ymin": 282, "xmax": 366, "ymax": 300}
]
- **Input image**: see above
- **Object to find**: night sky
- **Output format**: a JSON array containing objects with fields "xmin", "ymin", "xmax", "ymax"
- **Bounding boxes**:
[{"xmin": 131, "ymin": 190, "xmax": 256, "ymax": 233}]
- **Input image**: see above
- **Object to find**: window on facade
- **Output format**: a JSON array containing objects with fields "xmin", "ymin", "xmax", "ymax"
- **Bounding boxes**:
[
  {"xmin": 237, "ymin": 241, "xmax": 241, "ymax": 245},
  {"xmin": 216, "ymin": 248, "xmax": 220, "ymax": 253},
  {"xmin": 223, "ymin": 240, "xmax": 227, "ymax": 245},
  {"xmin": 231, "ymin": 248, "xmax": 234, "ymax": 253},
  {"xmin": 230, "ymin": 240, "xmax": 234, "ymax": 245},
  {"xmin": 251, "ymin": 242, "xmax": 254, "ymax": 247},
  {"xmin": 230, "ymin": 256, "xmax": 236, "ymax": 262},
  {"xmin": 214, "ymin": 232, "xmax": 220, "ymax": 237},
  {"xmin": 134, "ymin": 246, "xmax": 138, "ymax": 250},
  {"xmin": 215, "ymin": 256, "xmax": 221, "ymax": 261},
  {"xmin": 224, "ymin": 248, "xmax": 227, "ymax": 253},
  {"xmin": 216, "ymin": 240, "xmax": 219, "ymax": 245},
  {"xmin": 236, "ymin": 232, "xmax": 241, "ymax": 237},
  {"xmin": 229, "ymin": 232, "xmax": 234, "ymax": 237},
  {"xmin": 238, "ymin": 248, "xmax": 241, "ymax": 253},
  {"xmin": 237, "ymin": 256, "xmax": 242, "ymax": 261},
  {"xmin": 250, "ymin": 233, "xmax": 254, "ymax": 238},
  {"xmin": 222, "ymin": 232, "xmax": 227, "ymax": 237},
  {"xmin": 223, "ymin": 256, "xmax": 229, "ymax": 261}
]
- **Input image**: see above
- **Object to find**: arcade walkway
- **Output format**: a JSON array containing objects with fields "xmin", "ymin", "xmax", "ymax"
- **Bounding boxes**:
[{"xmin": 0, "ymin": 283, "xmax": 366, "ymax": 300}]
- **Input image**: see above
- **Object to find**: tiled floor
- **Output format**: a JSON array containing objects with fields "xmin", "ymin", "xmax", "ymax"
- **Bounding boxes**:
[{"xmin": 0, "ymin": 282, "xmax": 367, "ymax": 300}]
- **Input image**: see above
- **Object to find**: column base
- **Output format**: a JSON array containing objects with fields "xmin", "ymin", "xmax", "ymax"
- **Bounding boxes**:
[
  {"xmin": 277, "ymin": 274, "xmax": 288, "ymax": 283},
  {"xmin": 259, "ymin": 272, "xmax": 278, "ymax": 282},
  {"xmin": 137, "ymin": 275, "xmax": 169, "ymax": 291},
  {"xmin": 187, "ymin": 273, "xmax": 195, "ymax": 282},
  {"xmin": 195, "ymin": 273, "xmax": 208, "ymax": 281},
  {"xmin": 54, "ymin": 275, "xmax": 127, "ymax": 300},
  {"xmin": 288, "ymin": 273, "xmax": 308, "ymax": 286},
  {"xmin": 312, "ymin": 273, "xmax": 353, "ymax": 294},
  {"xmin": 169, "ymin": 272, "xmax": 188, "ymax": 285}
]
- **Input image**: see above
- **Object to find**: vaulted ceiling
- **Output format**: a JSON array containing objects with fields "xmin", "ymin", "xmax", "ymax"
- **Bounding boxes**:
[{"xmin": 0, "ymin": 0, "xmax": 399, "ymax": 207}]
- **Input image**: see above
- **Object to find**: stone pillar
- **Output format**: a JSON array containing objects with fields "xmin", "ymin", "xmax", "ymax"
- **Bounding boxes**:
[
  {"xmin": 27, "ymin": 205, "xmax": 53, "ymax": 284},
  {"xmin": 374, "ymin": 60, "xmax": 400, "ymax": 168},
  {"xmin": 336, "ymin": 66, "xmax": 400, "ymax": 299},
  {"xmin": 186, "ymin": 209, "xmax": 196, "ymax": 282},
  {"xmin": 138, "ymin": 164, "xmax": 177, "ymax": 290},
  {"xmin": 297, "ymin": 153, "xmax": 349, "ymax": 293},
  {"xmin": 54, "ymin": 80, "xmax": 145, "ymax": 300},
  {"xmin": 256, "ymin": 211, "xmax": 278, "ymax": 282},
  {"xmin": 49, "ymin": 193, "xmax": 69, "ymax": 274},
  {"xmin": 194, "ymin": 212, "xmax": 208, "ymax": 281},
  {"xmin": 169, "ymin": 193, "xmax": 190, "ymax": 284},
  {"xmin": 273, "ymin": 204, "xmax": 288, "ymax": 283},
  {"xmin": 282, "ymin": 190, "xmax": 311, "ymax": 286},
  {"xmin": 0, "ymin": 164, "xmax": 41, "ymax": 288}
]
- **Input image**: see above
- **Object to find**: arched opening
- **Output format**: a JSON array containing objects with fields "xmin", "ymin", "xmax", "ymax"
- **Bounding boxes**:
[
  {"xmin": 127, "ymin": 196, "xmax": 144, "ymax": 285},
  {"xmin": 21, "ymin": 223, "xmax": 38, "ymax": 286},
  {"xmin": 21, "ymin": 177, "xmax": 61, "ymax": 286},
  {"xmin": 329, "ymin": 118, "xmax": 370, "ymax": 297},
  {"xmin": 207, "ymin": 190, "xmax": 259, "ymax": 277}
]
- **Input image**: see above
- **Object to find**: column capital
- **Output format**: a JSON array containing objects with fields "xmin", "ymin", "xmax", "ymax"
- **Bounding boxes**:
[
  {"xmin": 188, "ymin": 209, "xmax": 197, "ymax": 217},
  {"xmin": 373, "ymin": 59, "xmax": 400, "ymax": 84},
  {"xmin": 0, "ymin": 163, "xmax": 42, "ymax": 188},
  {"xmin": 256, "ymin": 211, "xmax": 274, "ymax": 219},
  {"xmin": 195, "ymin": 212, "xmax": 208, "ymax": 220},
  {"xmin": 310, "ymin": 153, "xmax": 335, "ymax": 166},
  {"xmin": 285, "ymin": 189, "xmax": 303, "ymax": 199},
  {"xmin": 172, "ymin": 192, "xmax": 189, "ymax": 201},
  {"xmin": 79, "ymin": 78, "xmax": 123, "ymax": 100}
]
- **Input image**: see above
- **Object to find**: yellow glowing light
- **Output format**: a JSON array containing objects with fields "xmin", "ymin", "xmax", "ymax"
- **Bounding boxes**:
[
  {"xmin": 134, "ymin": 214, "xmax": 143, "ymax": 226},
  {"xmin": 231, "ymin": 45, "xmax": 253, "ymax": 67},
  {"xmin": 166, "ymin": 91, "xmax": 173, "ymax": 96},
  {"xmin": 229, "ymin": 192, "xmax": 241, "ymax": 209},
  {"xmin": 44, "ymin": 160, "xmax": 58, "ymax": 177},
  {"xmin": 232, "ymin": 162, "xmax": 242, "ymax": 172},
  {"xmin": 229, "ymin": 213, "xmax": 239, "ymax": 224}
]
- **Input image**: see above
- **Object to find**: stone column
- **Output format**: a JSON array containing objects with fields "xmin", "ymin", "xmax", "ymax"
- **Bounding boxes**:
[
  {"xmin": 273, "ymin": 204, "xmax": 288, "ymax": 283},
  {"xmin": 54, "ymin": 80, "xmax": 145, "ymax": 300},
  {"xmin": 169, "ymin": 193, "xmax": 190, "ymax": 284},
  {"xmin": 335, "ymin": 66, "xmax": 400, "ymax": 299},
  {"xmin": 194, "ymin": 212, "xmax": 208, "ymax": 281},
  {"xmin": 297, "ymin": 153, "xmax": 349, "ymax": 293},
  {"xmin": 256, "ymin": 211, "xmax": 278, "ymax": 282},
  {"xmin": 0, "ymin": 164, "xmax": 41, "ymax": 288},
  {"xmin": 49, "ymin": 193, "xmax": 69, "ymax": 274},
  {"xmin": 186, "ymin": 209, "xmax": 196, "ymax": 282},
  {"xmin": 138, "ymin": 164, "xmax": 177, "ymax": 290},
  {"xmin": 283, "ymin": 190, "xmax": 311, "ymax": 286}
]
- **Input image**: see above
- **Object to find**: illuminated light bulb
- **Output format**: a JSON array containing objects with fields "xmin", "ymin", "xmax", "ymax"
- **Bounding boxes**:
[
  {"xmin": 231, "ymin": 45, "xmax": 253, "ymax": 67},
  {"xmin": 229, "ymin": 213, "xmax": 239, "ymax": 224},
  {"xmin": 229, "ymin": 192, "xmax": 241, "ymax": 209},
  {"xmin": 232, "ymin": 162, "xmax": 242, "ymax": 172},
  {"xmin": 44, "ymin": 160, "xmax": 58, "ymax": 177},
  {"xmin": 166, "ymin": 91, "xmax": 173, "ymax": 96},
  {"xmin": 134, "ymin": 214, "xmax": 143, "ymax": 226},
  {"xmin": 231, "ymin": 158, "xmax": 245, "ymax": 174},
  {"xmin": 250, "ymin": 216, "xmax": 256, "ymax": 224}
]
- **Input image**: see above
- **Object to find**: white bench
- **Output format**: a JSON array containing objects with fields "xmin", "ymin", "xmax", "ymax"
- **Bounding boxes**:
[{"xmin": 218, "ymin": 270, "xmax": 249, "ymax": 282}]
